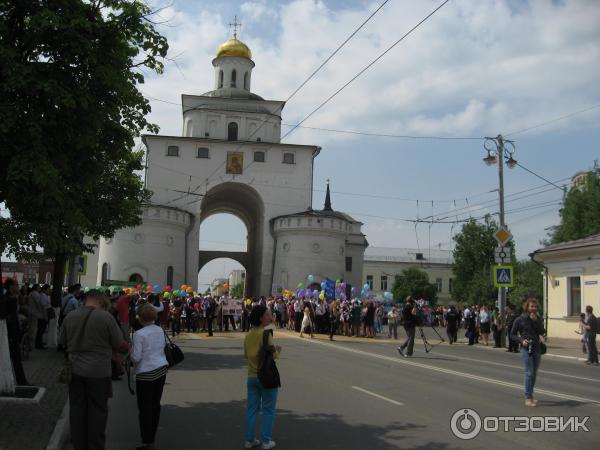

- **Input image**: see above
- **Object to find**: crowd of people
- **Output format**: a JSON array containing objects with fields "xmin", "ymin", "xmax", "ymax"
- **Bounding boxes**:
[{"xmin": 1, "ymin": 278, "xmax": 598, "ymax": 449}]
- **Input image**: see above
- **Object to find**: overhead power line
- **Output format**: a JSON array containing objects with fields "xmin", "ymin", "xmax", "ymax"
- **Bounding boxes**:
[
  {"xmin": 156, "ymin": 0, "xmax": 390, "ymax": 203},
  {"xmin": 280, "ymin": 0, "xmax": 451, "ymax": 141},
  {"xmin": 505, "ymin": 103, "xmax": 600, "ymax": 137}
]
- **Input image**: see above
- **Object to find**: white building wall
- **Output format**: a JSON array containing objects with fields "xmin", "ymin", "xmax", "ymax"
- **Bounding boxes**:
[{"xmin": 97, "ymin": 206, "xmax": 190, "ymax": 287}]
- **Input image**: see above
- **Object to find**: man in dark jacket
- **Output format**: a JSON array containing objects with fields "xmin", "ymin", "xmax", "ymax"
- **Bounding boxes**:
[
  {"xmin": 397, "ymin": 297, "xmax": 417, "ymax": 357},
  {"xmin": 582, "ymin": 305, "xmax": 598, "ymax": 365},
  {"xmin": 445, "ymin": 305, "xmax": 459, "ymax": 344},
  {"xmin": 510, "ymin": 298, "xmax": 546, "ymax": 406},
  {"xmin": 505, "ymin": 305, "xmax": 518, "ymax": 352}
]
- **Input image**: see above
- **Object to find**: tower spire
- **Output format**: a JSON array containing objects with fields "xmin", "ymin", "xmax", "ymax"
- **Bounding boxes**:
[{"xmin": 324, "ymin": 179, "xmax": 332, "ymax": 211}]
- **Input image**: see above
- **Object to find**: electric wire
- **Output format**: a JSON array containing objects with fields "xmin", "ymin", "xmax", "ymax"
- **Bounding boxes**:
[{"xmin": 281, "ymin": 0, "xmax": 451, "ymax": 141}]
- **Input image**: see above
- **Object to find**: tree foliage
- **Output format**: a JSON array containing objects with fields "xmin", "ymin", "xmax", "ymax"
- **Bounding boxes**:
[
  {"xmin": 508, "ymin": 260, "xmax": 543, "ymax": 311},
  {"xmin": 392, "ymin": 267, "xmax": 437, "ymax": 304},
  {"xmin": 548, "ymin": 168, "xmax": 600, "ymax": 244},
  {"xmin": 0, "ymin": 0, "xmax": 168, "ymax": 301},
  {"xmin": 452, "ymin": 217, "xmax": 506, "ymax": 305},
  {"xmin": 231, "ymin": 282, "xmax": 244, "ymax": 299}
]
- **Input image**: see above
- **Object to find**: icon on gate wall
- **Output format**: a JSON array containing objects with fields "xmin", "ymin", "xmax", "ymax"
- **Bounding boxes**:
[{"xmin": 226, "ymin": 152, "xmax": 243, "ymax": 175}]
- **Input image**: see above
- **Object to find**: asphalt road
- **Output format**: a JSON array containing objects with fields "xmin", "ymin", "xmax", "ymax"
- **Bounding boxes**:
[{"xmin": 103, "ymin": 329, "xmax": 600, "ymax": 450}]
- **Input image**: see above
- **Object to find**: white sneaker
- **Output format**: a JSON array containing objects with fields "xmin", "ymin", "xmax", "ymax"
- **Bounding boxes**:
[
  {"xmin": 262, "ymin": 441, "xmax": 276, "ymax": 450},
  {"xmin": 244, "ymin": 439, "xmax": 260, "ymax": 449}
]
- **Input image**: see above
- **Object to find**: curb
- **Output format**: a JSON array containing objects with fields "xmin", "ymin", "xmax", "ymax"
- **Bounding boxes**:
[{"xmin": 46, "ymin": 400, "xmax": 69, "ymax": 450}]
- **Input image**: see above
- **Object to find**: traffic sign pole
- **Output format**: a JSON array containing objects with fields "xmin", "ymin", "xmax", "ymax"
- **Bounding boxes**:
[{"xmin": 496, "ymin": 136, "xmax": 507, "ymax": 347}]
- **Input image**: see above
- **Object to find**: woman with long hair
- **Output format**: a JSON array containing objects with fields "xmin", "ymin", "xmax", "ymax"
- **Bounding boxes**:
[
  {"xmin": 244, "ymin": 305, "xmax": 280, "ymax": 449},
  {"xmin": 509, "ymin": 298, "xmax": 546, "ymax": 406}
]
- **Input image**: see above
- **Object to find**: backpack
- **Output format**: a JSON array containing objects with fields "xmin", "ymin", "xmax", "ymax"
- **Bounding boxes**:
[{"xmin": 258, "ymin": 329, "xmax": 281, "ymax": 389}]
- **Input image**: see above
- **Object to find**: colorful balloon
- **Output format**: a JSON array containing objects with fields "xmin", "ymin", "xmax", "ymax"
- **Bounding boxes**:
[
  {"xmin": 297, "ymin": 282, "xmax": 305, "ymax": 289},
  {"xmin": 307, "ymin": 274, "xmax": 315, "ymax": 283},
  {"xmin": 363, "ymin": 283, "xmax": 369, "ymax": 291}
]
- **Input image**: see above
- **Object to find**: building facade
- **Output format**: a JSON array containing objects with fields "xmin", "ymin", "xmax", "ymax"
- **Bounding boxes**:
[
  {"xmin": 362, "ymin": 247, "xmax": 454, "ymax": 302},
  {"xmin": 531, "ymin": 234, "xmax": 600, "ymax": 339},
  {"xmin": 94, "ymin": 32, "xmax": 367, "ymax": 297}
]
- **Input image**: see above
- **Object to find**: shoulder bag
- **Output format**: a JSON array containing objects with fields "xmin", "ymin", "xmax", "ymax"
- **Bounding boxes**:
[
  {"xmin": 163, "ymin": 329, "xmax": 184, "ymax": 368},
  {"xmin": 258, "ymin": 329, "xmax": 281, "ymax": 389},
  {"xmin": 57, "ymin": 308, "xmax": 93, "ymax": 384}
]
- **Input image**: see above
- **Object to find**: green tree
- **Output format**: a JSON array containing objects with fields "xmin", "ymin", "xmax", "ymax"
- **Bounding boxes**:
[
  {"xmin": 508, "ymin": 260, "xmax": 543, "ymax": 311},
  {"xmin": 0, "ymin": 1, "xmax": 168, "ymax": 304},
  {"xmin": 548, "ymin": 168, "xmax": 600, "ymax": 244},
  {"xmin": 231, "ymin": 282, "xmax": 244, "ymax": 299},
  {"xmin": 392, "ymin": 267, "xmax": 437, "ymax": 303},
  {"xmin": 452, "ymin": 217, "xmax": 508, "ymax": 305}
]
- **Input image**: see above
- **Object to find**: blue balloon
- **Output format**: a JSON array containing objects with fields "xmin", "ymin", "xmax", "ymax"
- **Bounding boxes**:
[
  {"xmin": 307, "ymin": 274, "xmax": 315, "ymax": 283},
  {"xmin": 363, "ymin": 283, "xmax": 370, "ymax": 291},
  {"xmin": 153, "ymin": 284, "xmax": 161, "ymax": 293},
  {"xmin": 361, "ymin": 289, "xmax": 366, "ymax": 297},
  {"xmin": 321, "ymin": 281, "xmax": 327, "ymax": 289}
]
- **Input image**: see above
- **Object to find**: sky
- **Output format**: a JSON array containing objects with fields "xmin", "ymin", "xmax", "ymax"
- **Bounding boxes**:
[{"xmin": 137, "ymin": 0, "xmax": 600, "ymax": 289}]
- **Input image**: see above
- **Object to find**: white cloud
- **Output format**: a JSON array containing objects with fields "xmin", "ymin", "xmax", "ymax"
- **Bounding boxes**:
[
  {"xmin": 240, "ymin": 0, "xmax": 278, "ymax": 22},
  {"xmin": 138, "ymin": 0, "xmax": 598, "ymax": 261}
]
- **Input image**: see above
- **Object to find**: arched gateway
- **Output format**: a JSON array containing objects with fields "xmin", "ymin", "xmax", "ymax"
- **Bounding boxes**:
[{"xmin": 96, "ymin": 29, "xmax": 367, "ymax": 296}]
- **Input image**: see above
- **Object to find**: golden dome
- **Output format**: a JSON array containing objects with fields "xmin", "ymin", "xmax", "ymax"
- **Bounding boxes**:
[{"xmin": 216, "ymin": 38, "xmax": 252, "ymax": 59}]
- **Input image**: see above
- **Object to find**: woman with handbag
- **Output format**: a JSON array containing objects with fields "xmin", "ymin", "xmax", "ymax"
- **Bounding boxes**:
[
  {"xmin": 131, "ymin": 304, "xmax": 169, "ymax": 450},
  {"xmin": 243, "ymin": 305, "xmax": 280, "ymax": 450}
]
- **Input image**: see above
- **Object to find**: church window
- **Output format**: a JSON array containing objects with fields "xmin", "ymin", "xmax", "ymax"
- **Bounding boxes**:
[
  {"xmin": 197, "ymin": 147, "xmax": 209, "ymax": 158},
  {"xmin": 345, "ymin": 257, "xmax": 353, "ymax": 272},
  {"xmin": 283, "ymin": 152, "xmax": 295, "ymax": 164},
  {"xmin": 218, "ymin": 70, "xmax": 224, "ymax": 88},
  {"xmin": 167, "ymin": 145, "xmax": 179, "ymax": 157},
  {"xmin": 167, "ymin": 266, "xmax": 173, "ymax": 286},
  {"xmin": 228, "ymin": 122, "xmax": 238, "ymax": 141},
  {"xmin": 231, "ymin": 69, "xmax": 237, "ymax": 87},
  {"xmin": 254, "ymin": 151, "xmax": 265, "ymax": 162},
  {"xmin": 380, "ymin": 275, "xmax": 388, "ymax": 291},
  {"xmin": 244, "ymin": 72, "xmax": 249, "ymax": 90},
  {"xmin": 101, "ymin": 263, "xmax": 109, "ymax": 284},
  {"xmin": 366, "ymin": 275, "xmax": 373, "ymax": 290}
]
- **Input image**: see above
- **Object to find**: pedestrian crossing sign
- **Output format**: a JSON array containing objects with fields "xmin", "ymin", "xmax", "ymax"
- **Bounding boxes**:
[{"xmin": 493, "ymin": 265, "xmax": 514, "ymax": 288}]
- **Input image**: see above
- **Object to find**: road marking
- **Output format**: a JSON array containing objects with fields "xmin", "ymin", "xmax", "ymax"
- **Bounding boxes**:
[
  {"xmin": 351, "ymin": 386, "xmax": 404, "ymax": 406},
  {"xmin": 291, "ymin": 336, "xmax": 600, "ymax": 406},
  {"xmin": 433, "ymin": 352, "xmax": 600, "ymax": 383}
]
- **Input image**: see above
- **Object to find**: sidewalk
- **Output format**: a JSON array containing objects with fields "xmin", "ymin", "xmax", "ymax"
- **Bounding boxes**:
[{"xmin": 0, "ymin": 347, "xmax": 68, "ymax": 450}]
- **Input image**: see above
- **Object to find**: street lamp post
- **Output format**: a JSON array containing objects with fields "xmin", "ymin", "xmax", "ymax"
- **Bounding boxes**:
[{"xmin": 483, "ymin": 134, "xmax": 516, "ymax": 346}]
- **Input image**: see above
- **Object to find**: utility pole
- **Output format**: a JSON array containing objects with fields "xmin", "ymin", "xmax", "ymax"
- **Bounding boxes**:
[
  {"xmin": 484, "ymin": 134, "xmax": 517, "ymax": 347},
  {"xmin": 496, "ymin": 135, "xmax": 507, "ymax": 341}
]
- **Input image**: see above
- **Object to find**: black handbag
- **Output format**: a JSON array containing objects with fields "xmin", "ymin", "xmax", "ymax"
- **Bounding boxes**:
[
  {"xmin": 163, "ymin": 330, "xmax": 184, "ymax": 368},
  {"xmin": 540, "ymin": 342, "xmax": 547, "ymax": 355},
  {"xmin": 258, "ymin": 330, "xmax": 281, "ymax": 389}
]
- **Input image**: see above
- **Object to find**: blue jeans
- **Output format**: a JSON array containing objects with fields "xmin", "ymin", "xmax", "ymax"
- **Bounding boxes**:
[
  {"xmin": 520, "ymin": 348, "xmax": 541, "ymax": 399},
  {"xmin": 245, "ymin": 377, "xmax": 278, "ymax": 443}
]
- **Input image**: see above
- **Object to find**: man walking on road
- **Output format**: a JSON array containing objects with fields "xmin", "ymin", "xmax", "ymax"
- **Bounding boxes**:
[
  {"xmin": 398, "ymin": 297, "xmax": 417, "ymax": 357},
  {"xmin": 59, "ymin": 290, "xmax": 127, "ymax": 450}
]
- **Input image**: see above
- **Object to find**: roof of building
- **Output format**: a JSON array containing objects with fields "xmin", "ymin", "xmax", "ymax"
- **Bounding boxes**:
[
  {"xmin": 365, "ymin": 246, "xmax": 454, "ymax": 265},
  {"xmin": 200, "ymin": 88, "xmax": 265, "ymax": 101},
  {"xmin": 216, "ymin": 38, "xmax": 252, "ymax": 59},
  {"xmin": 531, "ymin": 234, "xmax": 600, "ymax": 255},
  {"xmin": 271, "ymin": 182, "xmax": 359, "ymax": 224}
]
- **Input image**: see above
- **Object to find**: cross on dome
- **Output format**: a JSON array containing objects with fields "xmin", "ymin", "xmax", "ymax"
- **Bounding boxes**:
[{"xmin": 229, "ymin": 15, "xmax": 242, "ymax": 39}]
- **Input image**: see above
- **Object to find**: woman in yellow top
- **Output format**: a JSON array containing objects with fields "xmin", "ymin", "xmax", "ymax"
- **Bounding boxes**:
[{"xmin": 244, "ymin": 305, "xmax": 281, "ymax": 450}]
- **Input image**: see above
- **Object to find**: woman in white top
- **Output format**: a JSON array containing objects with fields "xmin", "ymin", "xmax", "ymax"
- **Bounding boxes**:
[
  {"xmin": 479, "ymin": 306, "xmax": 491, "ymax": 346},
  {"xmin": 131, "ymin": 304, "xmax": 169, "ymax": 450}
]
